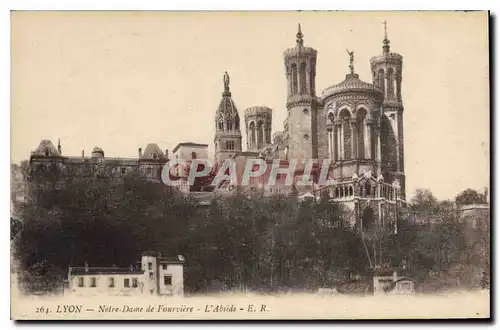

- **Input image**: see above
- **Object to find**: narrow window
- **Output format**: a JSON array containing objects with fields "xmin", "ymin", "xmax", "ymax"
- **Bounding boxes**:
[
  {"xmin": 148, "ymin": 262, "xmax": 152, "ymax": 270},
  {"xmin": 132, "ymin": 278, "xmax": 138, "ymax": 288},
  {"xmin": 124, "ymin": 278, "xmax": 130, "ymax": 288},
  {"xmin": 149, "ymin": 272, "xmax": 154, "ymax": 280},
  {"xmin": 108, "ymin": 277, "xmax": 115, "ymax": 288},
  {"xmin": 78, "ymin": 277, "xmax": 84, "ymax": 287},
  {"xmin": 90, "ymin": 277, "xmax": 96, "ymax": 287},
  {"xmin": 164, "ymin": 275, "xmax": 172, "ymax": 286}
]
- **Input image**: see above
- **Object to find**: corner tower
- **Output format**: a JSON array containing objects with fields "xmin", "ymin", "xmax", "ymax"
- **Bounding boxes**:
[
  {"xmin": 214, "ymin": 72, "xmax": 243, "ymax": 163},
  {"xmin": 244, "ymin": 106, "xmax": 273, "ymax": 152},
  {"xmin": 370, "ymin": 21, "xmax": 406, "ymax": 198},
  {"xmin": 283, "ymin": 24, "xmax": 318, "ymax": 165}
]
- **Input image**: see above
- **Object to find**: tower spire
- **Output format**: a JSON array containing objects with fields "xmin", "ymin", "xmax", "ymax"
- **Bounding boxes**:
[
  {"xmin": 296, "ymin": 23, "xmax": 304, "ymax": 46},
  {"xmin": 382, "ymin": 20, "xmax": 390, "ymax": 54},
  {"xmin": 222, "ymin": 71, "xmax": 231, "ymax": 97}
]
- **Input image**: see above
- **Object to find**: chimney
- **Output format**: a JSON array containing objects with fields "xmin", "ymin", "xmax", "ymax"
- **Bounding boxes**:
[
  {"xmin": 57, "ymin": 139, "xmax": 62, "ymax": 154},
  {"xmin": 165, "ymin": 149, "xmax": 169, "ymax": 159},
  {"xmin": 81, "ymin": 149, "xmax": 85, "ymax": 159},
  {"xmin": 138, "ymin": 147, "xmax": 143, "ymax": 158},
  {"xmin": 84, "ymin": 262, "xmax": 89, "ymax": 272}
]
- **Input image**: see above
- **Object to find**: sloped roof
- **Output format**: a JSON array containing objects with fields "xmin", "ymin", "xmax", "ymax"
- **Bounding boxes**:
[
  {"xmin": 141, "ymin": 143, "xmax": 166, "ymax": 160},
  {"xmin": 33, "ymin": 140, "xmax": 60, "ymax": 157}
]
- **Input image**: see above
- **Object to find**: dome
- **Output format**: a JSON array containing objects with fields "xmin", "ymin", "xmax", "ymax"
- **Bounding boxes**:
[
  {"xmin": 321, "ymin": 73, "xmax": 383, "ymax": 100},
  {"xmin": 91, "ymin": 146, "xmax": 104, "ymax": 158}
]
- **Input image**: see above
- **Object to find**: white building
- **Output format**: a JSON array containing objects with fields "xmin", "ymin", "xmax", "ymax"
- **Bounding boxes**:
[{"xmin": 67, "ymin": 251, "xmax": 185, "ymax": 297}]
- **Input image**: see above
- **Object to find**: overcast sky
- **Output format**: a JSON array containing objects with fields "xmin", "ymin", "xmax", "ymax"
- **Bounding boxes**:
[{"xmin": 11, "ymin": 11, "xmax": 489, "ymax": 200}]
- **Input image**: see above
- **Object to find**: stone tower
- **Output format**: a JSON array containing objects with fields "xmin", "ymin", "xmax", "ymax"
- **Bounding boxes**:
[
  {"xmin": 244, "ymin": 106, "xmax": 273, "ymax": 152},
  {"xmin": 214, "ymin": 72, "xmax": 243, "ymax": 163},
  {"xmin": 370, "ymin": 21, "xmax": 405, "ymax": 197},
  {"xmin": 283, "ymin": 24, "xmax": 318, "ymax": 166}
]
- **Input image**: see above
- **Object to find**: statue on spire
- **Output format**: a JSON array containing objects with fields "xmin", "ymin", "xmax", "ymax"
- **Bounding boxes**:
[
  {"xmin": 223, "ymin": 71, "xmax": 230, "ymax": 90},
  {"xmin": 346, "ymin": 49, "xmax": 354, "ymax": 74}
]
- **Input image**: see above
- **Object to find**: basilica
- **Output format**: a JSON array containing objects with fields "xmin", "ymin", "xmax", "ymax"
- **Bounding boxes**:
[{"xmin": 28, "ymin": 23, "xmax": 407, "ymax": 236}]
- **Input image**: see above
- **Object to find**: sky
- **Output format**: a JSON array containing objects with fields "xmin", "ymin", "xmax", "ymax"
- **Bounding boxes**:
[{"xmin": 10, "ymin": 11, "xmax": 489, "ymax": 201}]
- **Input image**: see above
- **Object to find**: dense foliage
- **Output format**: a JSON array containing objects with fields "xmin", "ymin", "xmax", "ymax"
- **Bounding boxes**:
[{"xmin": 12, "ymin": 167, "xmax": 490, "ymax": 294}]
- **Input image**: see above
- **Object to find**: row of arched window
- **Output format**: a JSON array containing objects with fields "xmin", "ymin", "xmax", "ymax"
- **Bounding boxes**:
[
  {"xmin": 289, "ymin": 61, "xmax": 313, "ymax": 95},
  {"xmin": 248, "ymin": 121, "xmax": 271, "ymax": 149},
  {"xmin": 217, "ymin": 116, "xmax": 240, "ymax": 131},
  {"xmin": 374, "ymin": 68, "xmax": 400, "ymax": 100},
  {"xmin": 331, "ymin": 182, "xmax": 398, "ymax": 200},
  {"xmin": 226, "ymin": 140, "xmax": 236, "ymax": 150},
  {"xmin": 328, "ymin": 108, "xmax": 375, "ymax": 161}
]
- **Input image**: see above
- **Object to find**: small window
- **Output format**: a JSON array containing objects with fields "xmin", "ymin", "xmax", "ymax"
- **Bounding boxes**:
[
  {"xmin": 191, "ymin": 152, "xmax": 197, "ymax": 159},
  {"xmin": 152, "ymin": 153, "xmax": 158, "ymax": 160},
  {"xmin": 304, "ymin": 134, "xmax": 309, "ymax": 140},
  {"xmin": 162, "ymin": 264, "xmax": 167, "ymax": 270},
  {"xmin": 121, "ymin": 167, "xmax": 126, "ymax": 174},
  {"xmin": 78, "ymin": 277, "xmax": 84, "ymax": 287},
  {"xmin": 90, "ymin": 277, "xmax": 97, "ymax": 287},
  {"xmin": 148, "ymin": 262, "xmax": 152, "ymax": 270},
  {"xmin": 164, "ymin": 275, "xmax": 172, "ymax": 286},
  {"xmin": 108, "ymin": 277, "xmax": 115, "ymax": 288},
  {"xmin": 303, "ymin": 108, "xmax": 309, "ymax": 114},
  {"xmin": 44, "ymin": 148, "xmax": 51, "ymax": 156},
  {"xmin": 150, "ymin": 290, "xmax": 154, "ymax": 294},
  {"xmin": 132, "ymin": 278, "xmax": 138, "ymax": 288},
  {"xmin": 124, "ymin": 278, "xmax": 130, "ymax": 288},
  {"xmin": 149, "ymin": 272, "xmax": 154, "ymax": 280}
]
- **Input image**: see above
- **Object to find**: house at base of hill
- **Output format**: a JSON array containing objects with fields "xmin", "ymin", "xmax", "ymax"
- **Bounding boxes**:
[{"xmin": 67, "ymin": 252, "xmax": 185, "ymax": 297}]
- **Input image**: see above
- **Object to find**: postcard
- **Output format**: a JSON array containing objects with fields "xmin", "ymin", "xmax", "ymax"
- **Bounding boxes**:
[{"xmin": 10, "ymin": 10, "xmax": 490, "ymax": 320}]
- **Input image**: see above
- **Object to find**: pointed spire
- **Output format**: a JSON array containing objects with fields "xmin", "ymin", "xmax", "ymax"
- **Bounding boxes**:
[
  {"xmin": 296, "ymin": 23, "xmax": 304, "ymax": 47},
  {"xmin": 57, "ymin": 138, "xmax": 61, "ymax": 154},
  {"xmin": 222, "ymin": 71, "xmax": 231, "ymax": 97},
  {"xmin": 382, "ymin": 20, "xmax": 390, "ymax": 54}
]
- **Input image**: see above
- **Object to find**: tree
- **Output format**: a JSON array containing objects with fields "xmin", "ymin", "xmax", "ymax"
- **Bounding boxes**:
[{"xmin": 455, "ymin": 188, "xmax": 487, "ymax": 206}]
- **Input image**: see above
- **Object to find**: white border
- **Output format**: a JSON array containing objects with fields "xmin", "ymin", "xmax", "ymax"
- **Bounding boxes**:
[{"xmin": 3, "ymin": 1, "xmax": 497, "ymax": 329}]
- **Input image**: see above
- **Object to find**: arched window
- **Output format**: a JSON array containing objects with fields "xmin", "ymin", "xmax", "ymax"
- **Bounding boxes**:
[
  {"xmin": 365, "ymin": 181, "xmax": 371, "ymax": 197},
  {"xmin": 218, "ymin": 120, "xmax": 224, "ymax": 130},
  {"xmin": 235, "ymin": 115, "xmax": 240, "ymax": 130},
  {"xmin": 249, "ymin": 121, "xmax": 256, "ymax": 147},
  {"xmin": 349, "ymin": 186, "xmax": 353, "ymax": 196},
  {"xmin": 380, "ymin": 115, "xmax": 398, "ymax": 172},
  {"xmin": 361, "ymin": 207, "xmax": 375, "ymax": 230},
  {"xmin": 227, "ymin": 119, "xmax": 233, "ymax": 131},
  {"xmin": 357, "ymin": 108, "xmax": 367, "ymax": 159},
  {"xmin": 299, "ymin": 62, "xmax": 307, "ymax": 94},
  {"xmin": 291, "ymin": 64, "xmax": 298, "ymax": 94},
  {"xmin": 335, "ymin": 188, "xmax": 339, "ymax": 198},
  {"xmin": 387, "ymin": 68, "xmax": 394, "ymax": 98},
  {"xmin": 152, "ymin": 153, "xmax": 158, "ymax": 160},
  {"xmin": 44, "ymin": 148, "xmax": 51, "ymax": 156},
  {"xmin": 341, "ymin": 110, "xmax": 352, "ymax": 160},
  {"xmin": 191, "ymin": 152, "xmax": 197, "ymax": 159},
  {"xmin": 257, "ymin": 121, "xmax": 264, "ymax": 149},
  {"xmin": 378, "ymin": 69, "xmax": 385, "ymax": 91}
]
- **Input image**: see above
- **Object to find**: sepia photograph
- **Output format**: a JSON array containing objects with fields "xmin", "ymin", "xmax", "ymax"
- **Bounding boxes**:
[{"xmin": 9, "ymin": 10, "xmax": 490, "ymax": 320}]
